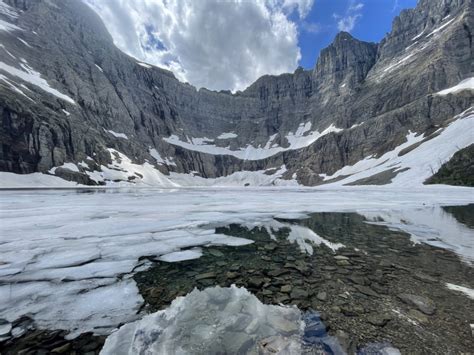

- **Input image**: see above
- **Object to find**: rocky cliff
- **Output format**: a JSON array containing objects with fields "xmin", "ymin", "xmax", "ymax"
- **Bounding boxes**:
[{"xmin": 0, "ymin": 0, "xmax": 472, "ymax": 187}]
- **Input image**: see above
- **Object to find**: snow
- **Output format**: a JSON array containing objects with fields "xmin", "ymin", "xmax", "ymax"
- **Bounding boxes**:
[
  {"xmin": 0, "ymin": 44, "xmax": 15, "ymax": 59},
  {"xmin": 0, "ymin": 61, "xmax": 75, "ymax": 104},
  {"xmin": 426, "ymin": 18, "xmax": 456, "ymax": 37},
  {"xmin": 101, "ymin": 285, "xmax": 304, "ymax": 355},
  {"xmin": 0, "ymin": 171, "xmax": 79, "ymax": 188},
  {"xmin": 164, "ymin": 123, "xmax": 343, "ymax": 161},
  {"xmin": 383, "ymin": 53, "xmax": 416, "ymax": 73},
  {"xmin": 106, "ymin": 130, "xmax": 128, "ymax": 139},
  {"xmin": 0, "ymin": 73, "xmax": 35, "ymax": 101},
  {"xmin": 0, "ymin": 186, "xmax": 473, "ymax": 337},
  {"xmin": 86, "ymin": 148, "xmax": 179, "ymax": 187},
  {"xmin": 94, "ymin": 64, "xmax": 103, "ymax": 72},
  {"xmin": 148, "ymin": 148, "xmax": 176, "ymax": 166},
  {"xmin": 16, "ymin": 37, "xmax": 31, "ymax": 48},
  {"xmin": 170, "ymin": 165, "xmax": 298, "ymax": 187},
  {"xmin": 0, "ymin": 0, "xmax": 18, "ymax": 18},
  {"xmin": 217, "ymin": 132, "xmax": 238, "ymax": 139},
  {"xmin": 436, "ymin": 77, "xmax": 474, "ymax": 95},
  {"xmin": 445, "ymin": 283, "xmax": 474, "ymax": 300},
  {"xmin": 137, "ymin": 62, "xmax": 152, "ymax": 68},
  {"xmin": 62, "ymin": 109, "xmax": 71, "ymax": 116},
  {"xmin": 49, "ymin": 162, "xmax": 80, "ymax": 174},
  {"xmin": 322, "ymin": 110, "xmax": 474, "ymax": 187}
]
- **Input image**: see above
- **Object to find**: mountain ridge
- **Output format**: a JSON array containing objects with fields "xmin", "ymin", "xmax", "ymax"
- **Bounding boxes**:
[{"xmin": 0, "ymin": 0, "xmax": 472, "ymax": 187}]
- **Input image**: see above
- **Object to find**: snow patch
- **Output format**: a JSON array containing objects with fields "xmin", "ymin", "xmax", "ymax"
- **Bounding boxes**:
[
  {"xmin": 106, "ymin": 130, "xmax": 128, "ymax": 139},
  {"xmin": 149, "ymin": 148, "xmax": 177, "ymax": 166},
  {"xmin": 217, "ymin": 132, "xmax": 238, "ymax": 139},
  {"xmin": 0, "ymin": 172, "xmax": 80, "ymax": 188},
  {"xmin": 137, "ymin": 62, "xmax": 152, "ymax": 68},
  {"xmin": 49, "ymin": 162, "xmax": 80, "ymax": 174},
  {"xmin": 436, "ymin": 77, "xmax": 474, "ymax": 95},
  {"xmin": 164, "ymin": 123, "xmax": 343, "ymax": 161},
  {"xmin": 94, "ymin": 64, "xmax": 103, "ymax": 72},
  {"xmin": 0, "ymin": 61, "xmax": 75, "ymax": 104}
]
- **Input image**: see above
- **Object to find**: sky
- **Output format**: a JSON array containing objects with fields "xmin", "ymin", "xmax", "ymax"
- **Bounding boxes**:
[{"xmin": 85, "ymin": 0, "xmax": 418, "ymax": 92}]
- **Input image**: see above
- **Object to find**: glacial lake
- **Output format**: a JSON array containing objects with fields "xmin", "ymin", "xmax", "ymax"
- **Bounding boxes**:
[{"xmin": 0, "ymin": 187, "xmax": 473, "ymax": 354}]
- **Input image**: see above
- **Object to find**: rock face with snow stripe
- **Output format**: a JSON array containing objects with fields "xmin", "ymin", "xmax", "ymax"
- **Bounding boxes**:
[{"xmin": 0, "ymin": 0, "xmax": 472, "ymax": 187}]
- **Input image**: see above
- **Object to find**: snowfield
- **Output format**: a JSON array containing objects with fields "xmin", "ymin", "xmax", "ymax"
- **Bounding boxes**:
[{"xmin": 0, "ymin": 187, "xmax": 473, "ymax": 337}]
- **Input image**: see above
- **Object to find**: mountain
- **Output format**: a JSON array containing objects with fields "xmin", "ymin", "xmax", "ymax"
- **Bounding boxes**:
[{"xmin": 0, "ymin": 0, "xmax": 473, "ymax": 187}]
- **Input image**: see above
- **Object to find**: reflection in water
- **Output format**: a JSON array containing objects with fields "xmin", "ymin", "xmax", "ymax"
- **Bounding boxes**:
[{"xmin": 443, "ymin": 204, "xmax": 474, "ymax": 229}]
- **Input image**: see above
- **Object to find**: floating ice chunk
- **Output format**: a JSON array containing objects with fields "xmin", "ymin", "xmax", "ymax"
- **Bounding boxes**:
[
  {"xmin": 0, "ymin": 61, "xmax": 75, "ymax": 104},
  {"xmin": 101, "ymin": 286, "xmax": 304, "ymax": 355},
  {"xmin": 436, "ymin": 77, "xmax": 474, "ymax": 95},
  {"xmin": 106, "ymin": 130, "xmax": 128, "ymax": 139},
  {"xmin": 158, "ymin": 248, "xmax": 203, "ymax": 262},
  {"xmin": 446, "ymin": 283, "xmax": 474, "ymax": 300}
]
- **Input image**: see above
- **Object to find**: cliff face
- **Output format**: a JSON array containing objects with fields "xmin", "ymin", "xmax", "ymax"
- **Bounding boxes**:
[{"xmin": 0, "ymin": 0, "xmax": 472, "ymax": 186}]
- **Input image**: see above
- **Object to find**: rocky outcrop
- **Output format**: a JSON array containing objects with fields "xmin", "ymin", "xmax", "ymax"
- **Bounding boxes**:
[{"xmin": 0, "ymin": 0, "xmax": 472, "ymax": 186}]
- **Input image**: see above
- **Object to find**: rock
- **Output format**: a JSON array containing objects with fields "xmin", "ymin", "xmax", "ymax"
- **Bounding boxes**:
[
  {"xmin": 280, "ymin": 285, "xmax": 292, "ymax": 293},
  {"xmin": 398, "ymin": 293, "xmax": 436, "ymax": 315},
  {"xmin": 290, "ymin": 288, "xmax": 308, "ymax": 299},
  {"xmin": 367, "ymin": 314, "xmax": 392, "ymax": 327},
  {"xmin": 414, "ymin": 273, "xmax": 438, "ymax": 283},
  {"xmin": 51, "ymin": 343, "xmax": 72, "ymax": 353},
  {"xmin": 316, "ymin": 291, "xmax": 328, "ymax": 302},
  {"xmin": 258, "ymin": 335, "xmax": 295, "ymax": 353},
  {"xmin": 334, "ymin": 255, "xmax": 349, "ymax": 261},
  {"xmin": 407, "ymin": 309, "xmax": 429, "ymax": 324},
  {"xmin": 195, "ymin": 272, "xmax": 216, "ymax": 280},
  {"xmin": 207, "ymin": 249, "xmax": 224, "ymax": 257},
  {"xmin": 336, "ymin": 260, "xmax": 350, "ymax": 266},
  {"xmin": 226, "ymin": 271, "xmax": 239, "ymax": 279},
  {"xmin": 341, "ymin": 305, "xmax": 365, "ymax": 316},
  {"xmin": 264, "ymin": 244, "xmax": 277, "ymax": 251},
  {"xmin": 322, "ymin": 266, "xmax": 337, "ymax": 271},
  {"xmin": 335, "ymin": 330, "xmax": 353, "ymax": 353},
  {"xmin": 348, "ymin": 275, "xmax": 366, "ymax": 285},
  {"xmin": 354, "ymin": 285, "xmax": 379, "ymax": 298},
  {"xmin": 247, "ymin": 277, "xmax": 264, "ymax": 288}
]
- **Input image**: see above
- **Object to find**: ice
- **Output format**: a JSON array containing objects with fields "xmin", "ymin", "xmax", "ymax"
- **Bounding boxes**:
[
  {"xmin": 158, "ymin": 248, "xmax": 203, "ymax": 262},
  {"xmin": 163, "ymin": 124, "xmax": 343, "ymax": 161},
  {"xmin": 217, "ymin": 132, "xmax": 238, "ymax": 139},
  {"xmin": 436, "ymin": 77, "xmax": 474, "ymax": 95},
  {"xmin": 100, "ymin": 285, "xmax": 304, "ymax": 355},
  {"xmin": 0, "ymin": 187, "xmax": 473, "ymax": 337},
  {"xmin": 0, "ymin": 61, "xmax": 75, "ymax": 104},
  {"xmin": 106, "ymin": 130, "xmax": 128, "ymax": 139},
  {"xmin": 445, "ymin": 283, "xmax": 474, "ymax": 300}
]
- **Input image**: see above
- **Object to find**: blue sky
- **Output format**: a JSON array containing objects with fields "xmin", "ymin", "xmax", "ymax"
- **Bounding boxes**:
[
  {"xmin": 297, "ymin": 0, "xmax": 418, "ymax": 68},
  {"xmin": 88, "ymin": 0, "xmax": 420, "ymax": 91}
]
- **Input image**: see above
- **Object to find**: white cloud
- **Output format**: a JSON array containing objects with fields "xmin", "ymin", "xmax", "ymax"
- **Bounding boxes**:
[
  {"xmin": 334, "ymin": 0, "xmax": 364, "ymax": 33},
  {"xmin": 84, "ymin": 0, "xmax": 314, "ymax": 92}
]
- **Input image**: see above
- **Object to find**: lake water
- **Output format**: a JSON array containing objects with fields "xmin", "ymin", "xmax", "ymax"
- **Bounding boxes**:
[{"xmin": 0, "ymin": 187, "xmax": 473, "ymax": 354}]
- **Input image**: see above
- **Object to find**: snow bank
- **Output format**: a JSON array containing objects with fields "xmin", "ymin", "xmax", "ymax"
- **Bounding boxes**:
[
  {"xmin": 446, "ymin": 283, "xmax": 474, "ymax": 300},
  {"xmin": 0, "ymin": 171, "xmax": 80, "ymax": 188},
  {"xmin": 164, "ymin": 123, "xmax": 343, "ymax": 161},
  {"xmin": 101, "ymin": 286, "xmax": 304, "ymax": 355},
  {"xmin": 106, "ymin": 130, "xmax": 128, "ymax": 139}
]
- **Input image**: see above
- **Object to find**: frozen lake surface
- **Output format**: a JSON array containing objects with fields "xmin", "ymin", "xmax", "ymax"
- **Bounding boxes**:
[{"xmin": 0, "ymin": 186, "xmax": 473, "ymax": 350}]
